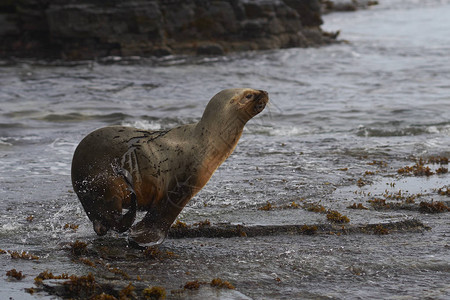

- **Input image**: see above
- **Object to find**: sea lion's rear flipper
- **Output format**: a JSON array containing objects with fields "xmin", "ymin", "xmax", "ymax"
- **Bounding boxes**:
[{"xmin": 127, "ymin": 210, "xmax": 170, "ymax": 248}]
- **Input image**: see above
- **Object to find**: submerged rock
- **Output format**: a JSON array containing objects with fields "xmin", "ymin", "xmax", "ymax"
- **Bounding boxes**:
[
  {"xmin": 0, "ymin": 0, "xmax": 338, "ymax": 60},
  {"xmin": 168, "ymin": 219, "xmax": 430, "ymax": 238}
]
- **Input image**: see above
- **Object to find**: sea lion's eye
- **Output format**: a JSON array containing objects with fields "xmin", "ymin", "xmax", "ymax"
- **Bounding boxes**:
[{"xmin": 246, "ymin": 94, "xmax": 253, "ymax": 99}]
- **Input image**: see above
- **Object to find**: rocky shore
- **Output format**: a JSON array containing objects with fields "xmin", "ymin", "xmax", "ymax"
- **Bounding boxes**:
[{"xmin": 0, "ymin": 0, "xmax": 375, "ymax": 60}]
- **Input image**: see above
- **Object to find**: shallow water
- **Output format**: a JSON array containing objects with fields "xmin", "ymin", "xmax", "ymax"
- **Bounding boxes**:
[{"xmin": 1, "ymin": 0, "xmax": 450, "ymax": 299}]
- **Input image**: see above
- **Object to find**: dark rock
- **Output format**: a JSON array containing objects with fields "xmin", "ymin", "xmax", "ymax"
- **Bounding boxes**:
[
  {"xmin": 283, "ymin": 0, "xmax": 323, "ymax": 26},
  {"xmin": 196, "ymin": 43, "xmax": 225, "ymax": 56},
  {"xmin": 0, "ymin": 0, "xmax": 338, "ymax": 60},
  {"xmin": 168, "ymin": 219, "xmax": 431, "ymax": 239}
]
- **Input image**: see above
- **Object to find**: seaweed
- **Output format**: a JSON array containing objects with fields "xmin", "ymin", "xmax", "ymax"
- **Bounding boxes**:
[
  {"xmin": 63, "ymin": 273, "xmax": 98, "ymax": 297},
  {"xmin": 347, "ymin": 203, "xmax": 368, "ymax": 210},
  {"xmin": 398, "ymin": 158, "xmax": 434, "ymax": 176},
  {"xmin": 282, "ymin": 201, "xmax": 301, "ymax": 209},
  {"xmin": 305, "ymin": 203, "xmax": 327, "ymax": 213},
  {"xmin": 78, "ymin": 257, "xmax": 97, "ymax": 268},
  {"xmin": 373, "ymin": 225, "xmax": 389, "ymax": 235},
  {"xmin": 435, "ymin": 167, "xmax": 448, "ymax": 174},
  {"xmin": 437, "ymin": 186, "xmax": 450, "ymax": 196},
  {"xmin": 368, "ymin": 198, "xmax": 389, "ymax": 209},
  {"xmin": 171, "ymin": 220, "xmax": 189, "ymax": 229},
  {"xmin": 210, "ymin": 278, "xmax": 235, "ymax": 289},
  {"xmin": 258, "ymin": 201, "xmax": 274, "ymax": 211},
  {"xmin": 427, "ymin": 156, "xmax": 449, "ymax": 164},
  {"xmin": 143, "ymin": 286, "xmax": 166, "ymax": 299},
  {"xmin": 236, "ymin": 224, "xmax": 247, "ymax": 237},
  {"xmin": 357, "ymin": 178, "xmax": 368, "ymax": 187},
  {"xmin": 34, "ymin": 270, "xmax": 69, "ymax": 284},
  {"xmin": 90, "ymin": 293, "xmax": 117, "ymax": 300},
  {"xmin": 326, "ymin": 211, "xmax": 350, "ymax": 223},
  {"xmin": 300, "ymin": 225, "xmax": 318, "ymax": 235},
  {"xmin": 107, "ymin": 266, "xmax": 129, "ymax": 279},
  {"xmin": 8, "ymin": 250, "xmax": 39, "ymax": 260},
  {"xmin": 367, "ymin": 160, "xmax": 387, "ymax": 167},
  {"xmin": 419, "ymin": 201, "xmax": 449, "ymax": 213},
  {"xmin": 6, "ymin": 269, "xmax": 25, "ymax": 280},
  {"xmin": 70, "ymin": 240, "xmax": 88, "ymax": 255},
  {"xmin": 118, "ymin": 283, "xmax": 136, "ymax": 299},
  {"xmin": 64, "ymin": 223, "xmax": 79, "ymax": 231},
  {"xmin": 143, "ymin": 247, "xmax": 177, "ymax": 260},
  {"xmin": 184, "ymin": 280, "xmax": 201, "ymax": 290}
]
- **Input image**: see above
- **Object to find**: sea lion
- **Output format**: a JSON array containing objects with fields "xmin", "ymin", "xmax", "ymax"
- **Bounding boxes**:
[{"xmin": 71, "ymin": 88, "xmax": 268, "ymax": 247}]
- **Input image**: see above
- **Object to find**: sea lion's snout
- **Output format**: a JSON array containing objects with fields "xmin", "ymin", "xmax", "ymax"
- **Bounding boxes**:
[{"xmin": 253, "ymin": 90, "xmax": 269, "ymax": 114}]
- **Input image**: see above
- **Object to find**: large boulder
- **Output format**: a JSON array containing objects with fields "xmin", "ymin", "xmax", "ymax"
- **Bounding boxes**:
[{"xmin": 0, "ymin": 0, "xmax": 337, "ymax": 60}]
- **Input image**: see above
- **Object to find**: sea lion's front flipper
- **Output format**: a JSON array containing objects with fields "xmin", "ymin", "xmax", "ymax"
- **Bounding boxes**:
[
  {"xmin": 112, "ymin": 166, "xmax": 137, "ymax": 233},
  {"xmin": 114, "ymin": 190, "xmax": 137, "ymax": 233}
]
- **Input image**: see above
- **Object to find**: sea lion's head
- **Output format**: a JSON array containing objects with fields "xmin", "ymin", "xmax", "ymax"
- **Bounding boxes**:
[
  {"xmin": 202, "ymin": 88, "xmax": 269, "ymax": 126},
  {"xmin": 232, "ymin": 88, "xmax": 269, "ymax": 119}
]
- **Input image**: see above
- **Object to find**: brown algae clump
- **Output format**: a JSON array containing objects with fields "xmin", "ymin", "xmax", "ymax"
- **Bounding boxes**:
[
  {"xmin": 107, "ymin": 266, "xmax": 129, "ymax": 279},
  {"xmin": 288, "ymin": 201, "xmax": 301, "ymax": 208},
  {"xmin": 438, "ymin": 186, "xmax": 450, "ymax": 196},
  {"xmin": 171, "ymin": 220, "xmax": 189, "ymax": 229},
  {"xmin": 373, "ymin": 225, "xmax": 389, "ymax": 235},
  {"xmin": 64, "ymin": 223, "xmax": 79, "ymax": 231},
  {"xmin": 427, "ymin": 156, "xmax": 449, "ymax": 164},
  {"xmin": 6, "ymin": 269, "xmax": 25, "ymax": 280},
  {"xmin": 144, "ymin": 247, "xmax": 177, "ymax": 260},
  {"xmin": 419, "ymin": 201, "xmax": 449, "ymax": 213},
  {"xmin": 357, "ymin": 178, "xmax": 368, "ymax": 187},
  {"xmin": 368, "ymin": 198, "xmax": 390, "ymax": 209},
  {"xmin": 63, "ymin": 273, "xmax": 98, "ymax": 297},
  {"xmin": 305, "ymin": 203, "xmax": 327, "ymax": 213},
  {"xmin": 258, "ymin": 201, "xmax": 274, "ymax": 211},
  {"xmin": 70, "ymin": 240, "xmax": 88, "ymax": 255},
  {"xmin": 143, "ymin": 286, "xmax": 166, "ymax": 299},
  {"xmin": 119, "ymin": 283, "xmax": 136, "ymax": 299},
  {"xmin": 300, "ymin": 225, "xmax": 318, "ymax": 235},
  {"xmin": 397, "ymin": 158, "xmax": 434, "ymax": 176},
  {"xmin": 34, "ymin": 270, "xmax": 69, "ymax": 284},
  {"xmin": 347, "ymin": 203, "xmax": 368, "ymax": 210},
  {"xmin": 210, "ymin": 278, "xmax": 235, "ymax": 289},
  {"xmin": 78, "ymin": 257, "xmax": 96, "ymax": 268},
  {"xmin": 280, "ymin": 201, "xmax": 301, "ymax": 209},
  {"xmin": 184, "ymin": 280, "xmax": 201, "ymax": 290},
  {"xmin": 90, "ymin": 293, "xmax": 117, "ymax": 300},
  {"xmin": 435, "ymin": 167, "xmax": 448, "ymax": 174},
  {"xmin": 367, "ymin": 160, "xmax": 387, "ymax": 167},
  {"xmin": 326, "ymin": 210, "xmax": 350, "ymax": 223},
  {"xmin": 236, "ymin": 224, "xmax": 247, "ymax": 237},
  {"xmin": 8, "ymin": 250, "xmax": 39, "ymax": 260}
]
